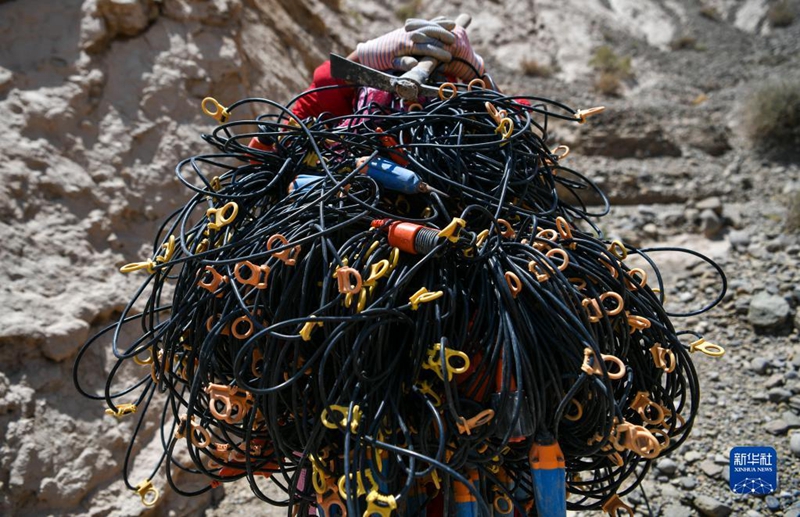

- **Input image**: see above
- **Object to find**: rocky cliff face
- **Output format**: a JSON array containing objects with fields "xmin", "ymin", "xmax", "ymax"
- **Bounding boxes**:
[{"xmin": 1, "ymin": 0, "xmax": 798, "ymax": 516}]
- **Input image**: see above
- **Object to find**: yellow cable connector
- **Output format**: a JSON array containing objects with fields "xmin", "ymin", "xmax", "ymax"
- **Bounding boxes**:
[
  {"xmin": 409, "ymin": 287, "xmax": 444, "ymax": 310},
  {"xmin": 321, "ymin": 404, "xmax": 362, "ymax": 433},
  {"xmin": 135, "ymin": 480, "xmax": 159, "ymax": 507},
  {"xmin": 364, "ymin": 490, "xmax": 397, "ymax": 517},
  {"xmin": 689, "ymin": 338, "xmax": 725, "ymax": 357},
  {"xmin": 206, "ymin": 202, "xmax": 238, "ymax": 231},
  {"xmin": 299, "ymin": 316, "xmax": 323, "ymax": 342},
  {"xmin": 423, "ymin": 342, "xmax": 470, "ymax": 381},
  {"xmin": 105, "ymin": 403, "xmax": 137, "ymax": 419},
  {"xmin": 575, "ymin": 106, "xmax": 605, "ymax": 124},
  {"xmin": 437, "ymin": 218, "xmax": 466, "ymax": 243},
  {"xmin": 201, "ymin": 97, "xmax": 230, "ymax": 124}
]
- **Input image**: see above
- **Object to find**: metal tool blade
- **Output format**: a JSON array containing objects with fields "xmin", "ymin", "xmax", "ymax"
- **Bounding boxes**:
[{"xmin": 329, "ymin": 53, "xmax": 440, "ymax": 99}]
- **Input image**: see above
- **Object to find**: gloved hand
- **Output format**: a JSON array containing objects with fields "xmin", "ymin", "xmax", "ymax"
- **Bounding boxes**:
[{"xmin": 356, "ymin": 17, "xmax": 484, "ymax": 80}]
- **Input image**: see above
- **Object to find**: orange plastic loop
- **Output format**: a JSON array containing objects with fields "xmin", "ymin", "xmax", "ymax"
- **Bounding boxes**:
[
  {"xmin": 569, "ymin": 277, "xmax": 587, "ymax": 291},
  {"xmin": 456, "ymin": 409, "xmax": 495, "ymax": 435},
  {"xmin": 504, "ymin": 272, "xmax": 522, "ymax": 298},
  {"xmin": 206, "ymin": 314, "xmax": 230, "ymax": 336},
  {"xmin": 564, "ymin": 399, "xmax": 583, "ymax": 422},
  {"xmin": 624, "ymin": 267, "xmax": 648, "ymax": 290},
  {"xmin": 551, "ymin": 144, "xmax": 570, "ymax": 161},
  {"xmin": 406, "ymin": 102, "xmax": 423, "ymax": 112},
  {"xmin": 627, "ymin": 313, "xmax": 652, "ymax": 334},
  {"xmin": 536, "ymin": 228, "xmax": 558, "ymax": 242},
  {"xmin": 630, "ymin": 391, "xmax": 665, "ymax": 425},
  {"xmin": 598, "ymin": 257, "xmax": 619, "ymax": 278},
  {"xmin": 267, "ymin": 234, "xmax": 301, "ymax": 266},
  {"xmin": 231, "ymin": 315, "xmax": 254, "ymax": 339},
  {"xmin": 555, "ymin": 217, "xmax": 574, "ymax": 241},
  {"xmin": 581, "ymin": 349, "xmax": 626, "ymax": 380},
  {"xmin": 528, "ymin": 260, "xmax": 551, "ymax": 283},
  {"xmin": 190, "ymin": 421, "xmax": 211, "ymax": 449},
  {"xmin": 602, "ymin": 494, "xmax": 633, "ymax": 517},
  {"xmin": 438, "ymin": 82, "xmax": 458, "ymax": 101},
  {"xmin": 649, "ymin": 344, "xmax": 676, "ymax": 373},
  {"xmin": 582, "ymin": 298, "xmax": 602, "ymax": 323},
  {"xmin": 206, "ymin": 383, "xmax": 252, "ymax": 424},
  {"xmin": 625, "ymin": 425, "xmax": 660, "ymax": 459},
  {"xmin": 197, "ymin": 265, "xmax": 228, "ymax": 295},
  {"xmin": 546, "ymin": 248, "xmax": 570, "ymax": 272},
  {"xmin": 234, "ymin": 261, "xmax": 271, "ymax": 289},
  {"xmin": 335, "ymin": 266, "xmax": 362, "ymax": 294},
  {"xmin": 599, "ymin": 291, "xmax": 624, "ymax": 316},
  {"xmin": 468, "ymin": 78, "xmax": 486, "ymax": 91},
  {"xmin": 497, "ymin": 219, "xmax": 516, "ymax": 239},
  {"xmin": 494, "ymin": 492, "xmax": 513, "ymax": 514},
  {"xmin": 575, "ymin": 106, "xmax": 606, "ymax": 124}
]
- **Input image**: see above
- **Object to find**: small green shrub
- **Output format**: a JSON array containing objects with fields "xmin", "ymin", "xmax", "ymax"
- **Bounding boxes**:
[
  {"xmin": 670, "ymin": 35, "xmax": 699, "ymax": 51},
  {"xmin": 589, "ymin": 46, "xmax": 632, "ymax": 96},
  {"xmin": 520, "ymin": 58, "xmax": 553, "ymax": 78},
  {"xmin": 767, "ymin": 0, "xmax": 795, "ymax": 27},
  {"xmin": 589, "ymin": 46, "xmax": 633, "ymax": 79},
  {"xmin": 395, "ymin": 0, "xmax": 421, "ymax": 21},
  {"xmin": 699, "ymin": 5, "xmax": 721, "ymax": 20},
  {"xmin": 787, "ymin": 189, "xmax": 800, "ymax": 232},
  {"xmin": 595, "ymin": 72, "xmax": 622, "ymax": 97},
  {"xmin": 744, "ymin": 80, "xmax": 800, "ymax": 151}
]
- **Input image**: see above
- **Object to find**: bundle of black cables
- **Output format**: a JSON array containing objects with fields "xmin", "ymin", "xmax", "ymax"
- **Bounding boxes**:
[{"xmin": 74, "ymin": 80, "xmax": 726, "ymax": 516}]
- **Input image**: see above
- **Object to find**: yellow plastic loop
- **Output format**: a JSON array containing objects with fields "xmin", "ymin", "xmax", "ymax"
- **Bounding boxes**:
[
  {"xmin": 364, "ymin": 240, "xmax": 381, "ymax": 262},
  {"xmin": 423, "ymin": 342, "xmax": 470, "ymax": 381},
  {"xmin": 321, "ymin": 404, "xmax": 362, "ymax": 433},
  {"xmin": 202, "ymin": 97, "xmax": 230, "ymax": 123},
  {"xmin": 504, "ymin": 271, "xmax": 522, "ymax": 298},
  {"xmin": 209, "ymin": 175, "xmax": 221, "ymax": 192},
  {"xmin": 267, "ymin": 234, "xmax": 301, "ymax": 266},
  {"xmin": 495, "ymin": 117, "xmax": 514, "ymax": 140},
  {"xmin": 437, "ymin": 218, "xmax": 466, "ymax": 243},
  {"xmin": 335, "ymin": 266, "xmax": 363, "ymax": 294},
  {"xmin": 476, "ymin": 229, "xmax": 490, "ymax": 248},
  {"xmin": 602, "ymin": 494, "xmax": 633, "ymax": 516},
  {"xmin": 416, "ymin": 381, "xmax": 442, "ymax": 407},
  {"xmin": 608, "ymin": 240, "xmax": 628, "ymax": 260},
  {"xmin": 299, "ymin": 316, "xmax": 323, "ymax": 342},
  {"xmin": 135, "ymin": 480, "xmax": 159, "ymax": 507},
  {"xmin": 689, "ymin": 338, "xmax": 725, "ymax": 357},
  {"xmin": 120, "ymin": 259, "xmax": 156, "ymax": 274},
  {"xmin": 206, "ymin": 202, "xmax": 238, "ymax": 231},
  {"xmin": 311, "ymin": 457, "xmax": 328, "ymax": 495},
  {"xmin": 388, "ymin": 247, "xmax": 400, "ymax": 270},
  {"xmin": 133, "ymin": 349, "xmax": 153, "ymax": 366},
  {"xmin": 356, "ymin": 287, "xmax": 370, "ymax": 313},
  {"xmin": 494, "ymin": 492, "xmax": 513, "ymax": 514},
  {"xmin": 155, "ymin": 235, "xmax": 176, "ymax": 265},
  {"xmin": 649, "ymin": 344, "xmax": 676, "ymax": 373},
  {"xmin": 438, "ymin": 82, "xmax": 457, "ymax": 101},
  {"xmin": 338, "ymin": 470, "xmax": 376, "ymax": 500},
  {"xmin": 409, "ymin": 287, "xmax": 444, "ymax": 310},
  {"xmin": 364, "ymin": 491, "xmax": 397, "ymax": 517},
  {"xmin": 575, "ymin": 106, "xmax": 605, "ymax": 124},
  {"xmin": 364, "ymin": 259, "xmax": 390, "ymax": 287},
  {"xmin": 105, "ymin": 403, "xmax": 137, "ymax": 419}
]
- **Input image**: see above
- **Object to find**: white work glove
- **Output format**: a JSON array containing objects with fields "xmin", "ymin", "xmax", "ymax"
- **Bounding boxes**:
[{"xmin": 356, "ymin": 17, "xmax": 484, "ymax": 80}]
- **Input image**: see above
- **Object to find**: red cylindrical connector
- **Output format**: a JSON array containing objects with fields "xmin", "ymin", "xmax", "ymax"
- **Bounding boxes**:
[{"xmin": 371, "ymin": 219, "xmax": 442, "ymax": 255}]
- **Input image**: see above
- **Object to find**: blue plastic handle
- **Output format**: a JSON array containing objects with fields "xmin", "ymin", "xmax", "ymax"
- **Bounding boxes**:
[
  {"xmin": 532, "ymin": 467, "xmax": 567, "ymax": 517},
  {"xmin": 364, "ymin": 157, "xmax": 421, "ymax": 194},
  {"xmin": 289, "ymin": 174, "xmax": 324, "ymax": 193}
]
